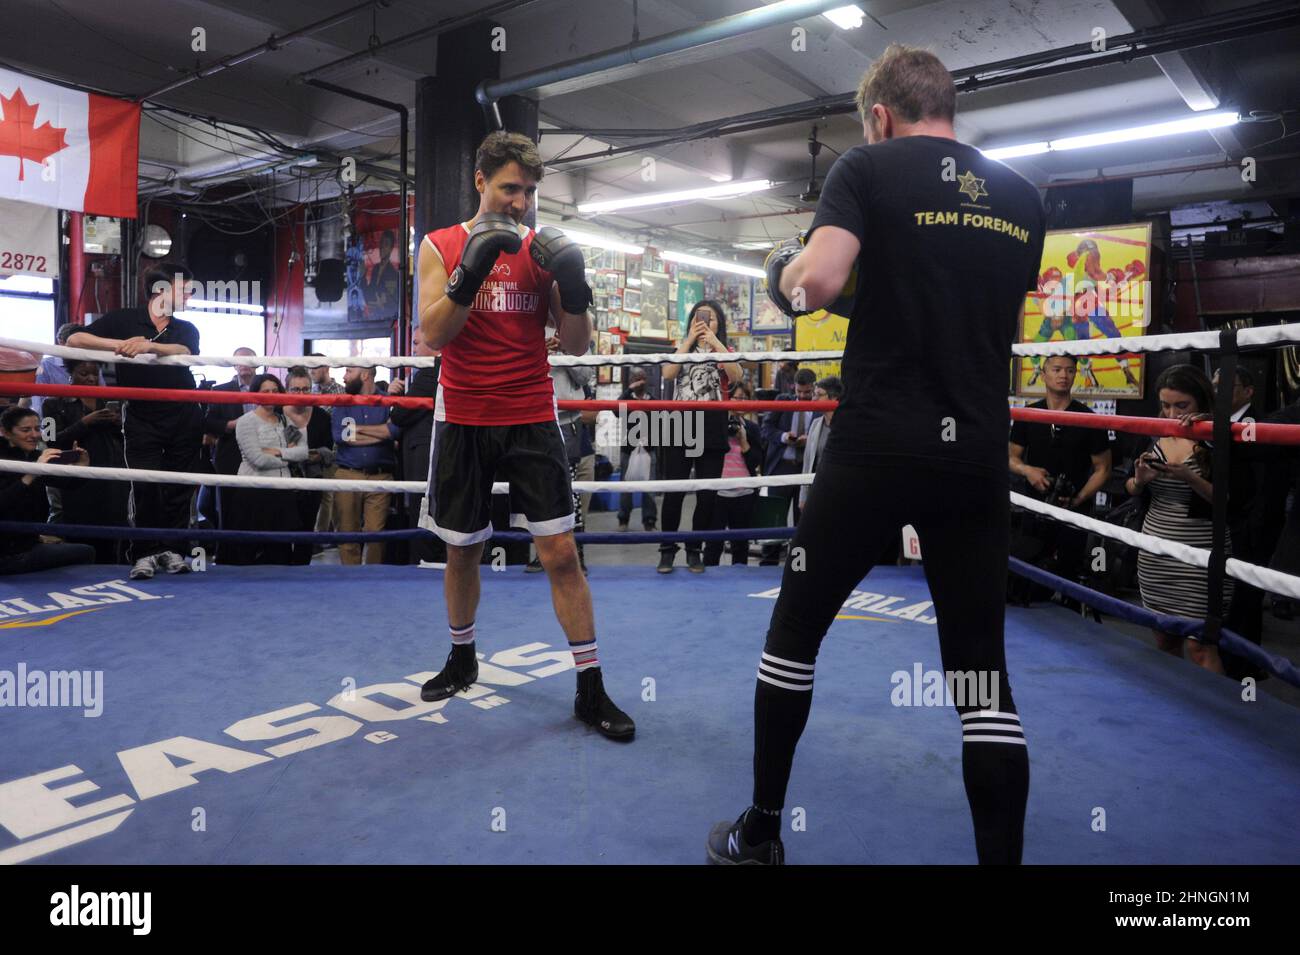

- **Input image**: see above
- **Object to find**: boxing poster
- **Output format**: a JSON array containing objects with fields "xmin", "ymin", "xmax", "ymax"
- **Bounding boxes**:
[
  {"xmin": 346, "ymin": 228, "xmax": 401, "ymax": 325},
  {"xmin": 1016, "ymin": 222, "xmax": 1151, "ymax": 399}
]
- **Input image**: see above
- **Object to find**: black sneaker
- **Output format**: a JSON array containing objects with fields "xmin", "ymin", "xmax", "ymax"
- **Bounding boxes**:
[
  {"xmin": 707, "ymin": 809, "xmax": 785, "ymax": 865},
  {"xmin": 420, "ymin": 645, "xmax": 479, "ymax": 702},
  {"xmin": 574, "ymin": 668, "xmax": 635, "ymax": 740},
  {"xmin": 643, "ymin": 520, "xmax": 656, "ymax": 531},
  {"xmin": 686, "ymin": 551, "xmax": 705, "ymax": 574},
  {"xmin": 524, "ymin": 557, "xmax": 544, "ymax": 573},
  {"xmin": 657, "ymin": 550, "xmax": 675, "ymax": 574}
]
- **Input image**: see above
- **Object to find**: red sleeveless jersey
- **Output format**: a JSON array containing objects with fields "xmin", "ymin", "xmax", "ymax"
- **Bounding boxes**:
[{"xmin": 424, "ymin": 220, "xmax": 556, "ymax": 425}]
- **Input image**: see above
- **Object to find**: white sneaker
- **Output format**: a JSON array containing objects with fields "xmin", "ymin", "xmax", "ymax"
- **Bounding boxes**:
[
  {"xmin": 129, "ymin": 556, "xmax": 157, "ymax": 580},
  {"xmin": 156, "ymin": 551, "xmax": 191, "ymax": 574}
]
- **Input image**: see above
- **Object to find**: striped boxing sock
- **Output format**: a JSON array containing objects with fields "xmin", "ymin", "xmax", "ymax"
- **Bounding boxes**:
[
  {"xmin": 449, "ymin": 621, "xmax": 475, "ymax": 646},
  {"xmin": 570, "ymin": 639, "xmax": 598, "ymax": 672}
]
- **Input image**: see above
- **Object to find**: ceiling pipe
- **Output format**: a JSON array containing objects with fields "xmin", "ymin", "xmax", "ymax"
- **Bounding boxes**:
[
  {"xmin": 475, "ymin": 0, "xmax": 854, "ymax": 130},
  {"xmin": 135, "ymin": 1, "xmax": 383, "ymax": 102},
  {"xmin": 540, "ymin": 0, "xmax": 1300, "ymax": 165},
  {"xmin": 297, "ymin": 0, "xmax": 541, "ymax": 82}
]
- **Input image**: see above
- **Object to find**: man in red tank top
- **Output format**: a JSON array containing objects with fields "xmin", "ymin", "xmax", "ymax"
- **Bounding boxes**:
[{"xmin": 415, "ymin": 131, "xmax": 634, "ymax": 741}]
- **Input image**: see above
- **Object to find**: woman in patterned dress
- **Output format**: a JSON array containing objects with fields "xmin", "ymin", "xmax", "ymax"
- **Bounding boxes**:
[{"xmin": 1126, "ymin": 364, "xmax": 1232, "ymax": 674}]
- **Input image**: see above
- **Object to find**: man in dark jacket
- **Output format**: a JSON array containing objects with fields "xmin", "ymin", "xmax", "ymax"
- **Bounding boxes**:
[
  {"xmin": 759, "ymin": 368, "xmax": 817, "ymax": 563},
  {"xmin": 202, "ymin": 347, "xmax": 258, "ymax": 560},
  {"xmin": 389, "ymin": 329, "xmax": 443, "ymax": 565}
]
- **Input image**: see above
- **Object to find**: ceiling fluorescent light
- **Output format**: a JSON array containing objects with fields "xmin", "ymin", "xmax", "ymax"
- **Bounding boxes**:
[
  {"xmin": 981, "ymin": 111, "xmax": 1239, "ymax": 162},
  {"xmin": 577, "ymin": 179, "xmax": 773, "ymax": 214},
  {"xmin": 661, "ymin": 250, "xmax": 765, "ymax": 279},
  {"xmin": 823, "ymin": 5, "xmax": 865, "ymax": 29},
  {"xmin": 981, "ymin": 142, "xmax": 1050, "ymax": 161},
  {"xmin": 1050, "ymin": 111, "xmax": 1239, "ymax": 151}
]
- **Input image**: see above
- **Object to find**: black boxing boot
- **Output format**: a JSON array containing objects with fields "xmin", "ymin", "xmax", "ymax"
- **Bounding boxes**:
[
  {"xmin": 574, "ymin": 668, "xmax": 635, "ymax": 741},
  {"xmin": 421, "ymin": 644, "xmax": 479, "ymax": 702}
]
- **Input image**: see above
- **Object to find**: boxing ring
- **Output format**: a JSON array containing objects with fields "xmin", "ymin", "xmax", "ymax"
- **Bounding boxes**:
[{"xmin": 1, "ymin": 330, "xmax": 1299, "ymax": 865}]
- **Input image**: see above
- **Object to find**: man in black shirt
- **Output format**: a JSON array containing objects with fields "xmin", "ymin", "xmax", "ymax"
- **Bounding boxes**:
[
  {"xmin": 67, "ymin": 263, "xmax": 203, "ymax": 579},
  {"xmin": 708, "ymin": 45, "xmax": 1046, "ymax": 865},
  {"xmin": 1009, "ymin": 354, "xmax": 1113, "ymax": 598}
]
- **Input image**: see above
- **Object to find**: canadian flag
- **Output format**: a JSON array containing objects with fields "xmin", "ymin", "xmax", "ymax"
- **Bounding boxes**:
[{"xmin": 0, "ymin": 67, "xmax": 140, "ymax": 219}]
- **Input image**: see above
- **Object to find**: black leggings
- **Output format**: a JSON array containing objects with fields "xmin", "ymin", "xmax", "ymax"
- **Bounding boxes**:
[
  {"xmin": 753, "ymin": 453, "xmax": 1028, "ymax": 863},
  {"xmin": 658, "ymin": 446, "xmax": 725, "ymax": 555}
]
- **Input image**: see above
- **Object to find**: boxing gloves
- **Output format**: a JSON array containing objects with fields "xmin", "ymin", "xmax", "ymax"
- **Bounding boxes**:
[
  {"xmin": 530, "ymin": 226, "xmax": 593, "ymax": 314},
  {"xmin": 764, "ymin": 232, "xmax": 858, "ymax": 319},
  {"xmin": 764, "ymin": 235, "xmax": 806, "ymax": 317},
  {"xmin": 445, "ymin": 212, "xmax": 522, "ymax": 307}
]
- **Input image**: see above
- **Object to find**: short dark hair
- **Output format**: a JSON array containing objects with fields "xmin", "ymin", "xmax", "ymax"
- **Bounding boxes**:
[
  {"xmin": 816, "ymin": 375, "xmax": 844, "ymax": 400},
  {"xmin": 476, "ymin": 131, "xmax": 544, "ymax": 183},
  {"xmin": 855, "ymin": 44, "xmax": 956, "ymax": 126},
  {"xmin": 62, "ymin": 357, "xmax": 97, "ymax": 375},
  {"xmin": 1225, "ymin": 365, "xmax": 1256, "ymax": 390},
  {"xmin": 56, "ymin": 323, "xmax": 78, "ymax": 345},
  {"xmin": 794, "ymin": 368, "xmax": 817, "ymax": 387},
  {"xmin": 1, "ymin": 405, "xmax": 39, "ymax": 431},
  {"xmin": 286, "ymin": 365, "xmax": 311, "ymax": 384},
  {"xmin": 249, "ymin": 373, "xmax": 283, "ymax": 394},
  {"xmin": 143, "ymin": 262, "xmax": 193, "ymax": 300},
  {"xmin": 1044, "ymin": 354, "xmax": 1078, "ymax": 369}
]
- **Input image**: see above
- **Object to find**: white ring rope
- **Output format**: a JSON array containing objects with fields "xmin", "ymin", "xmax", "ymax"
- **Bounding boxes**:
[
  {"xmin": 1011, "ymin": 492, "xmax": 1300, "ymax": 601},
  {"xmin": 6, "ymin": 325, "xmax": 1299, "ymax": 374},
  {"xmin": 0, "ymin": 337, "xmax": 841, "ymax": 370},
  {"xmin": 1012, "ymin": 323, "xmax": 1300, "ymax": 357},
  {"xmin": 0, "ymin": 459, "xmax": 811, "ymax": 496},
  {"xmin": 3, "ymin": 458, "xmax": 1297, "ymax": 600}
]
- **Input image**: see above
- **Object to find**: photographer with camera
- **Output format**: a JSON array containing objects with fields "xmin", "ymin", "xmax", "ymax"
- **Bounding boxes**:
[
  {"xmin": 1009, "ymin": 355, "xmax": 1112, "ymax": 603},
  {"xmin": 0, "ymin": 405, "xmax": 95, "ymax": 576},
  {"xmin": 704, "ymin": 409, "xmax": 764, "ymax": 566}
]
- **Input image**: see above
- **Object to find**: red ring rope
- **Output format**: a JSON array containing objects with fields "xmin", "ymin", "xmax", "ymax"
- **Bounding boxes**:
[{"xmin": 3, "ymin": 383, "xmax": 1299, "ymax": 445}]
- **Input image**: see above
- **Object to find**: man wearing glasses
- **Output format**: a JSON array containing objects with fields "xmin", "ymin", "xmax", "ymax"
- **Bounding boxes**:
[{"xmin": 1009, "ymin": 354, "xmax": 1113, "ymax": 601}]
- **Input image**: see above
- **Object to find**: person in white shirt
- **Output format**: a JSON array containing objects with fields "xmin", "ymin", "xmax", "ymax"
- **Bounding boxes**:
[{"xmin": 223, "ymin": 373, "xmax": 309, "ymax": 564}]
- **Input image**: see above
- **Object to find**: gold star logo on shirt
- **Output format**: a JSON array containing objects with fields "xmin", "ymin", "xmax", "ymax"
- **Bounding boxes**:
[{"xmin": 957, "ymin": 170, "xmax": 988, "ymax": 202}]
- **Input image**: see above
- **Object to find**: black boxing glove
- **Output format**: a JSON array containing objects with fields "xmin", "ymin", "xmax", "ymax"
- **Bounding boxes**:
[
  {"xmin": 530, "ymin": 226, "xmax": 593, "ymax": 314},
  {"xmin": 764, "ymin": 234, "xmax": 807, "ymax": 317},
  {"xmin": 445, "ymin": 212, "xmax": 522, "ymax": 307}
]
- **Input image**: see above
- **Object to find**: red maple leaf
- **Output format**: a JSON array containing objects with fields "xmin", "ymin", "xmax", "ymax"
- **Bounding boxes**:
[{"xmin": 0, "ymin": 87, "xmax": 69, "ymax": 181}]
